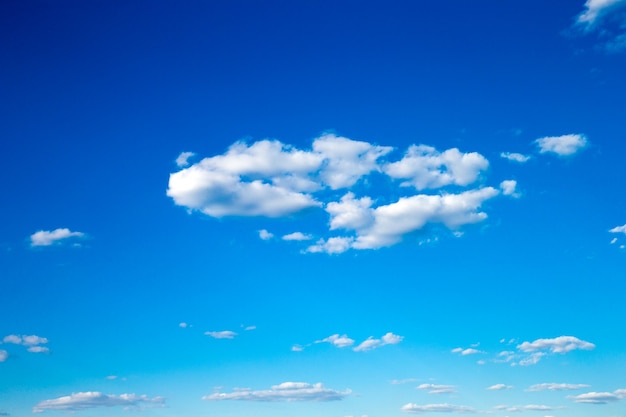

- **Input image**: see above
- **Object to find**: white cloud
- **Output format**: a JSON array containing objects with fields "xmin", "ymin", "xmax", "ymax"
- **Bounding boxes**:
[
  {"xmin": 306, "ymin": 237, "xmax": 354, "ymax": 254},
  {"xmin": 569, "ymin": 389, "xmax": 626, "ymax": 404},
  {"xmin": 313, "ymin": 133, "xmax": 393, "ymax": 189},
  {"xmin": 30, "ymin": 228, "xmax": 85, "ymax": 247},
  {"xmin": 609, "ymin": 224, "xmax": 626, "ymax": 234},
  {"xmin": 517, "ymin": 336, "xmax": 595, "ymax": 354},
  {"xmin": 282, "ymin": 232, "xmax": 312, "ymax": 241},
  {"xmin": 391, "ymin": 378, "xmax": 419, "ymax": 385},
  {"xmin": 244, "ymin": 325, "xmax": 256, "ymax": 331},
  {"xmin": 168, "ymin": 135, "xmax": 514, "ymax": 253},
  {"xmin": 179, "ymin": 322, "xmax": 189, "ymax": 328},
  {"xmin": 527, "ymin": 383, "xmax": 591, "ymax": 392},
  {"xmin": 291, "ymin": 345, "xmax": 304, "ymax": 352},
  {"xmin": 611, "ymin": 237, "xmax": 618, "ymax": 244},
  {"xmin": 21, "ymin": 335, "xmax": 48, "ymax": 346},
  {"xmin": 494, "ymin": 404, "xmax": 560, "ymax": 412},
  {"xmin": 27, "ymin": 346, "xmax": 49, "ymax": 353},
  {"xmin": 401, "ymin": 403, "xmax": 477, "ymax": 413},
  {"xmin": 500, "ymin": 152, "xmax": 530, "ymax": 163},
  {"xmin": 205, "ymin": 331, "xmax": 237, "ymax": 339},
  {"xmin": 0, "ymin": 350, "xmax": 7, "ymax": 362},
  {"xmin": 487, "ymin": 384, "xmax": 513, "ymax": 391},
  {"xmin": 577, "ymin": 0, "xmax": 626, "ymax": 27},
  {"xmin": 452, "ymin": 347, "xmax": 482, "ymax": 356},
  {"xmin": 417, "ymin": 384, "xmax": 456, "ymax": 394},
  {"xmin": 258, "ymin": 229, "xmax": 274, "ymax": 240},
  {"xmin": 535, "ymin": 134, "xmax": 588, "ymax": 156},
  {"xmin": 500, "ymin": 180, "xmax": 520, "ymax": 198},
  {"xmin": 353, "ymin": 332, "xmax": 403, "ymax": 352},
  {"xmin": 518, "ymin": 352, "xmax": 546, "ymax": 366},
  {"xmin": 315, "ymin": 334, "xmax": 355, "ymax": 348},
  {"xmin": 203, "ymin": 382, "xmax": 350, "ymax": 402},
  {"xmin": 2, "ymin": 335, "xmax": 22, "ymax": 344},
  {"xmin": 384, "ymin": 145, "xmax": 488, "ymax": 190},
  {"xmin": 175, "ymin": 151, "xmax": 196, "ymax": 167},
  {"xmin": 32, "ymin": 392, "xmax": 165, "ymax": 413}
]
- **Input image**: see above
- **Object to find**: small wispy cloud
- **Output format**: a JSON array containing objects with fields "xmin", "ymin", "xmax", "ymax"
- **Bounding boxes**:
[
  {"xmin": 500, "ymin": 152, "xmax": 530, "ymax": 163},
  {"xmin": 315, "ymin": 334, "xmax": 355, "ymax": 348},
  {"xmin": 30, "ymin": 228, "xmax": 85, "ymax": 247},
  {"xmin": 568, "ymin": 388, "xmax": 626, "ymax": 404},
  {"xmin": 32, "ymin": 392, "xmax": 165, "ymax": 413},
  {"xmin": 527, "ymin": 383, "xmax": 590, "ymax": 392},
  {"xmin": 203, "ymin": 382, "xmax": 350, "ymax": 402},
  {"xmin": 282, "ymin": 232, "xmax": 313, "ymax": 241},
  {"xmin": 574, "ymin": 0, "xmax": 626, "ymax": 52},
  {"xmin": 417, "ymin": 384, "xmax": 456, "ymax": 394},
  {"xmin": 175, "ymin": 151, "xmax": 196, "ymax": 168},
  {"xmin": 401, "ymin": 403, "xmax": 477, "ymax": 413},
  {"xmin": 258, "ymin": 229, "xmax": 274, "ymax": 240},
  {"xmin": 205, "ymin": 331, "xmax": 237, "ymax": 339},
  {"xmin": 486, "ymin": 384, "xmax": 513, "ymax": 391}
]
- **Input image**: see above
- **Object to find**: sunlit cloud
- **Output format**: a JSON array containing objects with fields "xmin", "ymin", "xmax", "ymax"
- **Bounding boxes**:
[
  {"xmin": 203, "ymin": 382, "xmax": 350, "ymax": 402},
  {"xmin": 32, "ymin": 392, "xmax": 165, "ymax": 413},
  {"xmin": 168, "ymin": 134, "xmax": 511, "ymax": 254},
  {"xmin": 535, "ymin": 134, "xmax": 588, "ymax": 156},
  {"xmin": 315, "ymin": 334, "xmax": 355, "ymax": 348},
  {"xmin": 353, "ymin": 332, "xmax": 403, "ymax": 352},
  {"xmin": 30, "ymin": 228, "xmax": 85, "ymax": 247},
  {"xmin": 493, "ymin": 404, "xmax": 561, "ymax": 412}
]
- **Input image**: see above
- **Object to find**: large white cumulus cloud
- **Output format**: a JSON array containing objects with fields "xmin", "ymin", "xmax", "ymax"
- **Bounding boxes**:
[{"xmin": 168, "ymin": 134, "xmax": 509, "ymax": 253}]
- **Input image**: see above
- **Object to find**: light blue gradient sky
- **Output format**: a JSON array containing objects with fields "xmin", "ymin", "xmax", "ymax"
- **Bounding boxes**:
[{"xmin": 2, "ymin": 1, "xmax": 626, "ymax": 416}]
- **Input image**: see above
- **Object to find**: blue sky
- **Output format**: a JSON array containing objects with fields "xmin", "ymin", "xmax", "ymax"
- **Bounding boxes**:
[{"xmin": 1, "ymin": 0, "xmax": 626, "ymax": 416}]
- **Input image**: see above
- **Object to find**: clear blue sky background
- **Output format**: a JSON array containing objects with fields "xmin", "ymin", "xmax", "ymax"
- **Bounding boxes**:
[{"xmin": 1, "ymin": 1, "xmax": 626, "ymax": 416}]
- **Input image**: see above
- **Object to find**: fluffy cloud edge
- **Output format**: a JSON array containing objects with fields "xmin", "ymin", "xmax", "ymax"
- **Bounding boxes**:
[
  {"xmin": 29, "ymin": 228, "xmax": 85, "ymax": 247},
  {"xmin": 203, "ymin": 382, "xmax": 350, "ymax": 402},
  {"xmin": 32, "ymin": 392, "xmax": 165, "ymax": 413}
]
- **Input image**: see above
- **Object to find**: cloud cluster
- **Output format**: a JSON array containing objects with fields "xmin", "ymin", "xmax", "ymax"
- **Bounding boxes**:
[
  {"xmin": 517, "ymin": 336, "xmax": 595, "ymax": 354},
  {"xmin": 203, "ymin": 382, "xmax": 350, "ymax": 402},
  {"xmin": 500, "ymin": 152, "xmax": 530, "ymax": 163},
  {"xmin": 1, "ymin": 334, "xmax": 50, "ymax": 358},
  {"xmin": 29, "ymin": 228, "xmax": 85, "ymax": 247},
  {"xmin": 493, "ymin": 404, "xmax": 560, "ymax": 412},
  {"xmin": 168, "ymin": 134, "xmax": 514, "ymax": 254},
  {"xmin": 32, "ymin": 392, "xmax": 165, "ymax": 413}
]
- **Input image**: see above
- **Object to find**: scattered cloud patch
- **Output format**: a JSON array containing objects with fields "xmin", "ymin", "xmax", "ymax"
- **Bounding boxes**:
[
  {"xmin": 609, "ymin": 224, "xmax": 626, "ymax": 234},
  {"xmin": 517, "ymin": 336, "xmax": 595, "ymax": 354},
  {"xmin": 205, "ymin": 331, "xmax": 237, "ymax": 339},
  {"xmin": 535, "ymin": 134, "xmax": 588, "ymax": 156},
  {"xmin": 353, "ymin": 332, "xmax": 403, "ymax": 352},
  {"xmin": 383, "ymin": 145, "xmax": 488, "ymax": 190},
  {"xmin": 1, "ymin": 334, "xmax": 49, "ymax": 357},
  {"xmin": 500, "ymin": 180, "xmax": 520, "ymax": 198},
  {"xmin": 27, "ymin": 346, "xmax": 49, "ymax": 353},
  {"xmin": 527, "ymin": 383, "xmax": 591, "ymax": 392},
  {"xmin": 487, "ymin": 384, "xmax": 513, "ymax": 391},
  {"xmin": 500, "ymin": 152, "xmax": 531, "ymax": 163},
  {"xmin": 203, "ymin": 382, "xmax": 350, "ymax": 402},
  {"xmin": 494, "ymin": 404, "xmax": 561, "ymax": 412},
  {"xmin": 401, "ymin": 403, "xmax": 477, "ymax": 413},
  {"xmin": 258, "ymin": 229, "xmax": 274, "ymax": 240},
  {"xmin": 391, "ymin": 378, "xmax": 419, "ymax": 385},
  {"xmin": 0, "ymin": 350, "xmax": 7, "ymax": 362},
  {"xmin": 179, "ymin": 322, "xmax": 189, "ymax": 328},
  {"xmin": 282, "ymin": 232, "xmax": 313, "ymax": 241},
  {"xmin": 452, "ymin": 347, "xmax": 482, "ymax": 356},
  {"xmin": 291, "ymin": 345, "xmax": 304, "ymax": 352},
  {"xmin": 315, "ymin": 334, "xmax": 355, "ymax": 348},
  {"xmin": 32, "ymin": 392, "xmax": 165, "ymax": 413},
  {"xmin": 577, "ymin": 0, "xmax": 626, "ymax": 27},
  {"xmin": 417, "ymin": 384, "xmax": 456, "ymax": 394},
  {"xmin": 243, "ymin": 325, "xmax": 256, "ymax": 331},
  {"xmin": 568, "ymin": 389, "xmax": 626, "ymax": 404},
  {"xmin": 30, "ymin": 228, "xmax": 85, "ymax": 247},
  {"xmin": 168, "ymin": 134, "xmax": 511, "ymax": 253},
  {"xmin": 175, "ymin": 151, "xmax": 196, "ymax": 168}
]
